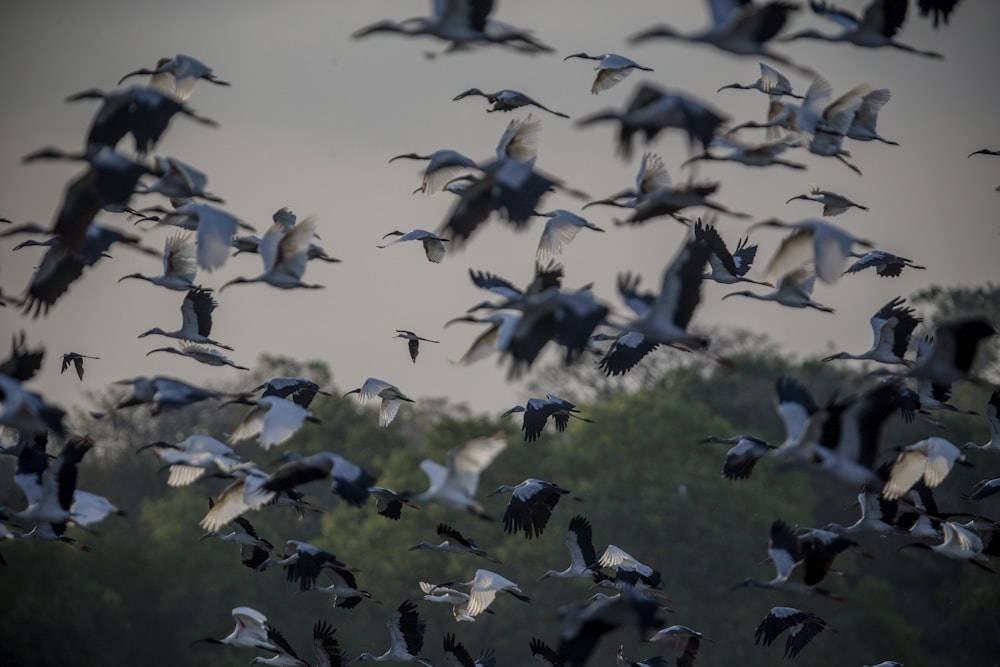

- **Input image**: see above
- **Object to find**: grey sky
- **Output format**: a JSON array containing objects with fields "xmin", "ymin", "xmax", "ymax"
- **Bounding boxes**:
[{"xmin": 2, "ymin": 0, "xmax": 998, "ymax": 419}]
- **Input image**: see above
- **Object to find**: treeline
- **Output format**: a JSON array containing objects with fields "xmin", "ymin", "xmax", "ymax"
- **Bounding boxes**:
[{"xmin": 1, "ymin": 297, "xmax": 998, "ymax": 666}]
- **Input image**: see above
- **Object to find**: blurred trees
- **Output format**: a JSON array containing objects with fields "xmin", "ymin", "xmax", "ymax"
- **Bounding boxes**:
[{"xmin": 1, "ymin": 291, "xmax": 998, "ymax": 667}]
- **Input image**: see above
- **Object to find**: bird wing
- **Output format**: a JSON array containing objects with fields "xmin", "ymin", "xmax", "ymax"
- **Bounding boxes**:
[
  {"xmin": 164, "ymin": 232, "xmax": 197, "ymax": 282},
  {"xmin": 496, "ymin": 113, "xmax": 541, "ymax": 162},
  {"xmin": 182, "ymin": 288, "xmax": 217, "ymax": 338},
  {"xmin": 449, "ymin": 435, "xmax": 507, "ymax": 497},
  {"xmin": 567, "ymin": 514, "xmax": 597, "ymax": 569}
]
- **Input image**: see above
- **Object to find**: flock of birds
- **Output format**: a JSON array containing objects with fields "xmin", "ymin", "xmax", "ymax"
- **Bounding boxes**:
[{"xmin": 1, "ymin": 0, "xmax": 998, "ymax": 665}]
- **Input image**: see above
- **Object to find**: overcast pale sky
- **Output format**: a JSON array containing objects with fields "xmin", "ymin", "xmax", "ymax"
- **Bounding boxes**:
[{"xmin": 2, "ymin": 0, "xmax": 998, "ymax": 420}]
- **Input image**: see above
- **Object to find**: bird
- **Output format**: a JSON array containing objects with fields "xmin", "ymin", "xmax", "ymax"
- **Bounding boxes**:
[
  {"xmin": 583, "ymin": 151, "xmax": 671, "ymax": 211},
  {"xmin": 258, "ymin": 539, "xmax": 356, "ymax": 591},
  {"xmin": 898, "ymin": 520, "xmax": 995, "ymax": 572},
  {"xmin": 107, "ymin": 375, "xmax": 221, "ymax": 416},
  {"xmin": 717, "ymin": 61, "xmax": 805, "ymax": 98},
  {"xmin": 252, "ymin": 451, "xmax": 375, "ymax": 509},
  {"xmin": 146, "ymin": 201, "xmax": 254, "ymax": 272},
  {"xmin": 748, "ymin": 218, "xmax": 874, "ymax": 284},
  {"xmin": 413, "ymin": 434, "xmax": 507, "ymax": 518},
  {"xmin": 118, "ymin": 232, "xmax": 199, "ymax": 290},
  {"xmin": 575, "ymin": 83, "xmax": 727, "ymax": 159},
  {"xmin": 377, "ymin": 229, "xmax": 450, "ymax": 263},
  {"xmin": 842, "ymin": 250, "xmax": 925, "ymax": 277},
  {"xmin": 786, "ymin": 185, "xmax": 869, "ymax": 217},
  {"xmin": 394, "ymin": 330, "xmax": 441, "ymax": 363},
  {"xmin": 883, "ymin": 437, "xmax": 969, "ymax": 501},
  {"xmin": 963, "ymin": 478, "xmax": 1000, "ymax": 501},
  {"xmin": 137, "ymin": 155, "xmax": 224, "ymax": 202},
  {"xmin": 696, "ymin": 222, "xmax": 771, "ymax": 286},
  {"xmin": 350, "ymin": 600, "xmax": 433, "ymax": 666},
  {"xmin": 343, "ymin": 378, "xmax": 414, "ymax": 427},
  {"xmin": 722, "ymin": 267, "xmax": 834, "ymax": 313},
  {"xmin": 250, "ymin": 621, "xmax": 344, "ymax": 667},
  {"xmin": 562, "ymin": 52, "xmax": 654, "ymax": 94},
  {"xmin": 753, "ymin": 606, "xmax": 829, "ymax": 658},
  {"xmin": 597, "ymin": 544, "xmax": 662, "ymax": 590},
  {"xmin": 699, "ymin": 435, "xmax": 775, "ymax": 480},
  {"xmin": 418, "ymin": 581, "xmax": 481, "ymax": 622},
  {"xmin": 489, "ymin": 478, "xmax": 571, "ymax": 539},
  {"xmin": 135, "ymin": 434, "xmax": 247, "ymax": 487},
  {"xmin": 389, "ymin": 151, "xmax": 478, "ymax": 196},
  {"xmin": 221, "ymin": 216, "xmax": 325, "ymax": 289},
  {"xmin": 20, "ymin": 145, "xmax": 155, "ymax": 250},
  {"xmin": 440, "ymin": 568, "xmax": 531, "ymax": 617},
  {"xmin": 734, "ymin": 519, "xmax": 846, "ymax": 598},
  {"xmin": 64, "ymin": 86, "xmax": 218, "ymax": 154},
  {"xmin": 361, "ymin": 487, "xmax": 415, "ymax": 522},
  {"xmin": 137, "ymin": 288, "xmax": 234, "ymax": 350},
  {"xmin": 538, "ymin": 515, "xmax": 600, "ymax": 581},
  {"xmin": 780, "ymin": 0, "xmax": 944, "ymax": 58},
  {"xmin": 775, "ymin": 382, "xmax": 901, "ymax": 489},
  {"xmin": 821, "ymin": 296, "xmax": 921, "ymax": 365},
  {"xmin": 963, "ymin": 390, "xmax": 1000, "ymax": 452},
  {"xmin": 117, "ymin": 54, "xmax": 230, "ymax": 101},
  {"xmin": 968, "ymin": 148, "xmax": 1000, "ymax": 158},
  {"xmin": 408, "ymin": 523, "xmax": 502, "ymax": 563},
  {"xmin": 227, "ymin": 395, "xmax": 320, "ymax": 449},
  {"xmin": 501, "ymin": 395, "xmax": 594, "ymax": 442},
  {"xmin": 847, "ymin": 88, "xmax": 898, "ymax": 145},
  {"xmin": 146, "ymin": 342, "xmax": 248, "ymax": 370},
  {"xmin": 5, "ymin": 433, "xmax": 94, "ymax": 527},
  {"xmin": 198, "ymin": 501, "xmax": 277, "ymax": 571},
  {"xmin": 194, "ymin": 606, "xmax": 283, "ymax": 651},
  {"xmin": 645, "ymin": 625, "xmax": 706, "ymax": 667},
  {"xmin": 533, "ymin": 209, "xmax": 604, "ymax": 262},
  {"xmin": 681, "ymin": 135, "xmax": 807, "ymax": 169},
  {"xmin": 442, "ymin": 633, "xmax": 494, "ymax": 667},
  {"xmin": 452, "ymin": 88, "xmax": 569, "ymax": 117},
  {"xmin": 558, "ymin": 587, "xmax": 666, "ymax": 667},
  {"xmin": 615, "ymin": 644, "xmax": 669, "ymax": 667},
  {"xmin": 590, "ymin": 328, "xmax": 660, "ymax": 378},
  {"xmin": 251, "ymin": 377, "xmax": 332, "ymax": 409},
  {"xmin": 628, "ymin": 0, "xmax": 812, "ymax": 74},
  {"xmin": 903, "ymin": 319, "xmax": 996, "ymax": 386},
  {"xmin": 60, "ymin": 352, "xmax": 99, "ymax": 380},
  {"xmin": 351, "ymin": 0, "xmax": 553, "ymax": 53},
  {"xmin": 616, "ymin": 226, "xmax": 715, "ymax": 353},
  {"xmin": 822, "ymin": 485, "xmax": 908, "ymax": 536}
]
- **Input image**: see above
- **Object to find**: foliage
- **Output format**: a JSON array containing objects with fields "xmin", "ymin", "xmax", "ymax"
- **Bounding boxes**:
[{"xmin": 2, "ymin": 321, "xmax": 998, "ymax": 666}]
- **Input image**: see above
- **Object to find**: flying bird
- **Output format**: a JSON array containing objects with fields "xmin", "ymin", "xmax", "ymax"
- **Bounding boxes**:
[
  {"xmin": 538, "ymin": 515, "xmax": 600, "ymax": 581},
  {"xmin": 377, "ymin": 230, "xmax": 450, "ymax": 263},
  {"xmin": 749, "ymin": 217, "xmax": 874, "ymax": 284},
  {"xmin": 501, "ymin": 395, "xmax": 594, "ymax": 442},
  {"xmin": 489, "ymin": 478, "xmax": 571, "ymax": 539},
  {"xmin": 453, "ymin": 87, "xmax": 569, "ymax": 117},
  {"xmin": 137, "ymin": 288, "xmax": 233, "ymax": 350},
  {"xmin": 117, "ymin": 54, "xmax": 230, "ymax": 101},
  {"xmin": 753, "ymin": 607, "xmax": 829, "ymax": 658},
  {"xmin": 343, "ymin": 378, "xmax": 414, "ymax": 427},
  {"xmin": 351, "ymin": 600, "xmax": 433, "ymax": 666},
  {"xmin": 60, "ymin": 352, "xmax": 99, "ymax": 380},
  {"xmin": 395, "ymin": 330, "xmax": 441, "ymax": 362},
  {"xmin": 717, "ymin": 61, "xmax": 805, "ymax": 98},
  {"xmin": 780, "ymin": 0, "xmax": 944, "ymax": 58},
  {"xmin": 821, "ymin": 296, "xmax": 920, "ymax": 365},
  {"xmin": 629, "ymin": 0, "xmax": 812, "ymax": 74},
  {"xmin": 786, "ymin": 186, "xmax": 869, "ymax": 217},
  {"xmin": 563, "ymin": 52, "xmax": 654, "ymax": 94},
  {"xmin": 842, "ymin": 250, "xmax": 925, "ymax": 278},
  {"xmin": 413, "ymin": 434, "xmax": 508, "ymax": 518}
]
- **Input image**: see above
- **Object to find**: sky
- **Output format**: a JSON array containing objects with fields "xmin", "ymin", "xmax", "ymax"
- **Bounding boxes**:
[{"xmin": 2, "ymin": 0, "xmax": 998, "ymax": 421}]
